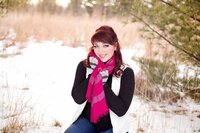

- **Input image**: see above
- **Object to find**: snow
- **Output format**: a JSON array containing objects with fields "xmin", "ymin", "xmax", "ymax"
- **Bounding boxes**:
[
  {"xmin": 0, "ymin": 40, "xmax": 200, "ymax": 133},
  {"xmin": 177, "ymin": 64, "xmax": 200, "ymax": 78}
]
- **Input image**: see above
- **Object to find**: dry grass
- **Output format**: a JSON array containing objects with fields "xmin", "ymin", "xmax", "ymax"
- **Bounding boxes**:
[
  {"xmin": 1, "ymin": 96, "xmax": 39, "ymax": 133},
  {"xmin": 0, "ymin": 12, "xmax": 142, "ymax": 49},
  {"xmin": 0, "ymin": 74, "xmax": 40, "ymax": 133},
  {"xmin": 52, "ymin": 120, "xmax": 62, "ymax": 127},
  {"xmin": 2, "ymin": 117, "xmax": 29, "ymax": 133}
]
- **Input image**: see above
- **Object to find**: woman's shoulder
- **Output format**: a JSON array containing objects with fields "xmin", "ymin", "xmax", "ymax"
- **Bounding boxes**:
[
  {"xmin": 122, "ymin": 65, "xmax": 134, "ymax": 77},
  {"xmin": 77, "ymin": 59, "xmax": 87, "ymax": 69},
  {"xmin": 124, "ymin": 67, "xmax": 134, "ymax": 73}
]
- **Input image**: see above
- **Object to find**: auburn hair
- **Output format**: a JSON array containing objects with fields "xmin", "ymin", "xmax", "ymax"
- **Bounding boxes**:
[{"xmin": 84, "ymin": 25, "xmax": 124, "ymax": 77}]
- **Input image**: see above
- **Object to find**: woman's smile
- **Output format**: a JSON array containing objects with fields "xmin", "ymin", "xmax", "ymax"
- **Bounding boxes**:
[{"xmin": 98, "ymin": 54, "xmax": 106, "ymax": 59}]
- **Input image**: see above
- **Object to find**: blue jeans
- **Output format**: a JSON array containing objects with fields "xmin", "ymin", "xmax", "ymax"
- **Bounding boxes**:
[{"xmin": 64, "ymin": 116, "xmax": 113, "ymax": 133}]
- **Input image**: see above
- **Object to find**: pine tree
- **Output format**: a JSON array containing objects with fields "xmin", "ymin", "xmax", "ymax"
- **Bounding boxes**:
[{"xmin": 115, "ymin": 0, "xmax": 200, "ymax": 66}]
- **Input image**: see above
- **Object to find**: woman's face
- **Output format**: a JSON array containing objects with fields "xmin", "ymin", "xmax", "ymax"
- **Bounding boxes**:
[{"xmin": 93, "ymin": 41, "xmax": 116, "ymax": 62}]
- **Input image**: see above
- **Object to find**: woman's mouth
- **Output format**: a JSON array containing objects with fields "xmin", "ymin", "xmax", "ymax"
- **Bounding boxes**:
[{"xmin": 99, "ymin": 54, "xmax": 106, "ymax": 59}]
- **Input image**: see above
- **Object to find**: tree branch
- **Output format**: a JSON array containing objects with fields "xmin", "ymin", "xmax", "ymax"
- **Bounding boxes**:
[
  {"xmin": 160, "ymin": 0, "xmax": 200, "ymax": 23},
  {"xmin": 129, "ymin": 12, "xmax": 200, "ymax": 63}
]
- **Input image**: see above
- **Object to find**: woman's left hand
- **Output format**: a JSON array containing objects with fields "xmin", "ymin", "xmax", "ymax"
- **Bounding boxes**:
[{"xmin": 89, "ymin": 57, "xmax": 98, "ymax": 70}]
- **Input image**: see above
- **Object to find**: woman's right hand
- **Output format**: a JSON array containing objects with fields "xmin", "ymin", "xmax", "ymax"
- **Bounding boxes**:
[{"xmin": 89, "ymin": 57, "xmax": 98, "ymax": 70}]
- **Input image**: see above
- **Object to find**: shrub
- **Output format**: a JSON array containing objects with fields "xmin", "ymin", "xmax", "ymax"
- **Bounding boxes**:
[
  {"xmin": 136, "ymin": 57, "xmax": 200, "ymax": 103},
  {"xmin": 138, "ymin": 58, "xmax": 178, "ymax": 88},
  {"xmin": 135, "ymin": 58, "xmax": 180, "ymax": 102}
]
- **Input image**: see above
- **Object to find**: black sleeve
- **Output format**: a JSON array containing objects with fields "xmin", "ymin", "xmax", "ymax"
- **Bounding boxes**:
[
  {"xmin": 104, "ymin": 67, "xmax": 135, "ymax": 116},
  {"xmin": 71, "ymin": 61, "xmax": 90, "ymax": 104}
]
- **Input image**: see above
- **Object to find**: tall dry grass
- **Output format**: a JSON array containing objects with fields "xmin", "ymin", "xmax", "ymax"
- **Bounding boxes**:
[{"xmin": 0, "ymin": 12, "xmax": 142, "ymax": 49}]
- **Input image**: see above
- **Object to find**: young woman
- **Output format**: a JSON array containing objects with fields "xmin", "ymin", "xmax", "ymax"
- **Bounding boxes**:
[{"xmin": 64, "ymin": 25, "xmax": 135, "ymax": 133}]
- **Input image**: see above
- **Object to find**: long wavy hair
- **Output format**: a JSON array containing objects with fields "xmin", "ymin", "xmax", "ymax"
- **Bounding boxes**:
[{"xmin": 84, "ymin": 25, "xmax": 124, "ymax": 77}]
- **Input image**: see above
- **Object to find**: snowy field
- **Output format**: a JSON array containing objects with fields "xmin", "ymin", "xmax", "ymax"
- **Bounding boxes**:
[{"xmin": 0, "ymin": 40, "xmax": 200, "ymax": 133}]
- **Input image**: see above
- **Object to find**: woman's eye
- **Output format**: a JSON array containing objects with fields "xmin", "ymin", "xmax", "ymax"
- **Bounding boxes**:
[
  {"xmin": 103, "ymin": 44, "xmax": 109, "ymax": 48},
  {"xmin": 93, "ymin": 45, "xmax": 98, "ymax": 48}
]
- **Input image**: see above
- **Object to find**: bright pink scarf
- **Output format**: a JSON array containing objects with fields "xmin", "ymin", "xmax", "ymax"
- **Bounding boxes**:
[{"xmin": 86, "ymin": 52, "xmax": 115, "ymax": 123}]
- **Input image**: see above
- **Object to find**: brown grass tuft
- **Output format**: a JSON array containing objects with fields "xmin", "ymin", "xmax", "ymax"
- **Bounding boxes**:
[{"xmin": 0, "ymin": 12, "xmax": 142, "ymax": 49}]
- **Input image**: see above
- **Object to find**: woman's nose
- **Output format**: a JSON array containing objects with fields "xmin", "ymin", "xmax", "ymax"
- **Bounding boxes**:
[{"xmin": 97, "ymin": 47, "xmax": 103, "ymax": 53}]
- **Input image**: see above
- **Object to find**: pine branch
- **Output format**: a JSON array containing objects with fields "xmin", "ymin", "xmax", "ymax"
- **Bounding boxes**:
[
  {"xmin": 160, "ymin": 0, "xmax": 200, "ymax": 23},
  {"xmin": 129, "ymin": 12, "xmax": 200, "ymax": 63}
]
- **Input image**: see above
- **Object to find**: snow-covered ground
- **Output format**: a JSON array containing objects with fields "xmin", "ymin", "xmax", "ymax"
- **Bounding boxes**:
[{"xmin": 0, "ymin": 40, "xmax": 200, "ymax": 133}]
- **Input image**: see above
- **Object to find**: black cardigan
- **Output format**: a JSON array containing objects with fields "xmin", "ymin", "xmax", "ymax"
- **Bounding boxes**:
[{"xmin": 71, "ymin": 61, "xmax": 135, "ymax": 131}]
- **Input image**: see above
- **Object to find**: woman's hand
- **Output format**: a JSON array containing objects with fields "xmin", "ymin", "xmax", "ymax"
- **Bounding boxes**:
[{"xmin": 89, "ymin": 57, "xmax": 98, "ymax": 70}]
